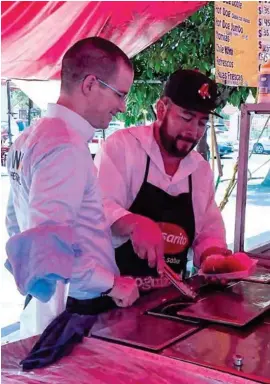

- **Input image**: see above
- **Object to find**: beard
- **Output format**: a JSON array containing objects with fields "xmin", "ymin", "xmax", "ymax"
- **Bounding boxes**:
[{"xmin": 159, "ymin": 114, "xmax": 198, "ymax": 158}]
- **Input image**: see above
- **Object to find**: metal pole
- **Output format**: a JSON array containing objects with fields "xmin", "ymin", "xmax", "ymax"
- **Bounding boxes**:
[
  {"xmin": 234, "ymin": 103, "xmax": 270, "ymax": 254},
  {"xmin": 213, "ymin": 126, "xmax": 223, "ymax": 177},
  {"xmin": 210, "ymin": 114, "xmax": 215, "ymax": 177},
  {"xmin": 6, "ymin": 79, "xmax": 12, "ymax": 146},
  {"xmin": 28, "ymin": 98, "xmax": 33, "ymax": 126},
  {"xmin": 233, "ymin": 104, "xmax": 250, "ymax": 253}
]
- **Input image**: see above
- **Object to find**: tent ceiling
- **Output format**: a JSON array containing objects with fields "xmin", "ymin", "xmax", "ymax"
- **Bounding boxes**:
[{"xmin": 1, "ymin": 1, "xmax": 207, "ymax": 80}]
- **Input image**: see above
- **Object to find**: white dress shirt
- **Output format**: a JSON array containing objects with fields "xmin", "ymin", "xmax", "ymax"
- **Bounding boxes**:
[
  {"xmin": 6, "ymin": 103, "xmax": 119, "ymax": 301},
  {"xmin": 95, "ymin": 124, "xmax": 227, "ymax": 267}
]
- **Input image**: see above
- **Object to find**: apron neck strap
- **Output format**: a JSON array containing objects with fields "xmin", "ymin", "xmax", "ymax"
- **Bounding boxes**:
[
  {"xmin": 143, "ymin": 155, "xmax": 151, "ymax": 183},
  {"xmin": 188, "ymin": 174, "xmax": 192, "ymax": 194}
]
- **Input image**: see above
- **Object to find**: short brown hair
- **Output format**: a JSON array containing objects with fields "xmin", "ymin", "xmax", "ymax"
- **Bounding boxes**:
[{"xmin": 61, "ymin": 37, "xmax": 133, "ymax": 92}]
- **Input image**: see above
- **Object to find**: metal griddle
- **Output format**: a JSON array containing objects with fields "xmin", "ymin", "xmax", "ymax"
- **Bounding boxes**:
[
  {"xmin": 162, "ymin": 318, "xmax": 270, "ymax": 383},
  {"xmin": 92, "ymin": 313, "xmax": 199, "ymax": 351},
  {"xmin": 147, "ymin": 281, "xmax": 270, "ymax": 327},
  {"xmin": 242, "ymin": 265, "xmax": 270, "ymax": 283}
]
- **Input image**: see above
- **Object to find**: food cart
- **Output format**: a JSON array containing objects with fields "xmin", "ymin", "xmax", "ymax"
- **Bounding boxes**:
[
  {"xmin": 2, "ymin": 105, "xmax": 270, "ymax": 383},
  {"xmin": 1, "ymin": 2, "xmax": 270, "ymax": 383}
]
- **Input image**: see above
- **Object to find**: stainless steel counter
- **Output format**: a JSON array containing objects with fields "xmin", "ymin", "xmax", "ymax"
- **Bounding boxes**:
[
  {"xmin": 1, "ymin": 274, "xmax": 270, "ymax": 383},
  {"xmin": 162, "ymin": 315, "xmax": 270, "ymax": 383},
  {"xmin": 1, "ymin": 336, "xmax": 256, "ymax": 384},
  {"xmin": 91, "ymin": 274, "xmax": 270, "ymax": 383}
]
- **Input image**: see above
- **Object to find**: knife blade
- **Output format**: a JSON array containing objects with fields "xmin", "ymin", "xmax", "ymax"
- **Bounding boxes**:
[{"xmin": 163, "ymin": 264, "xmax": 198, "ymax": 300}]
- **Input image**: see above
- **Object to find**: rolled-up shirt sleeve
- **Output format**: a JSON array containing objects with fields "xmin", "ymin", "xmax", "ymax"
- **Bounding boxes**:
[
  {"xmin": 192, "ymin": 165, "xmax": 227, "ymax": 267},
  {"xmin": 6, "ymin": 143, "xmax": 114, "ymax": 301}
]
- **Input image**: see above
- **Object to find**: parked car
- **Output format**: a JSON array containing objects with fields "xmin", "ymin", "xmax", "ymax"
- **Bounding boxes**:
[
  {"xmin": 206, "ymin": 122, "xmax": 234, "ymax": 158},
  {"xmin": 251, "ymin": 137, "xmax": 270, "ymax": 154},
  {"xmin": 234, "ymin": 136, "xmax": 270, "ymax": 154},
  {"xmin": 217, "ymin": 140, "xmax": 234, "ymax": 156}
]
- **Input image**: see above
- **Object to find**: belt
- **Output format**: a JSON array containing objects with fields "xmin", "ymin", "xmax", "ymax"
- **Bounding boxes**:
[
  {"xmin": 66, "ymin": 295, "xmax": 116, "ymax": 315},
  {"xmin": 24, "ymin": 294, "xmax": 116, "ymax": 315}
]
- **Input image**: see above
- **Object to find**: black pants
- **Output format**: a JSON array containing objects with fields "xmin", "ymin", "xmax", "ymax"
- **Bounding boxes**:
[{"xmin": 24, "ymin": 294, "xmax": 116, "ymax": 315}]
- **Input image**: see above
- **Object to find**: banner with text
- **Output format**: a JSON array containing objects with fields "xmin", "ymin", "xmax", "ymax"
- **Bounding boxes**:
[
  {"xmin": 215, "ymin": 1, "xmax": 270, "ymax": 87},
  {"xmin": 258, "ymin": 1, "xmax": 270, "ymax": 67}
]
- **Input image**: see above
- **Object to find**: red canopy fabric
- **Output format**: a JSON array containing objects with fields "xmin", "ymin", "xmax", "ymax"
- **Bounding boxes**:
[{"xmin": 1, "ymin": 1, "xmax": 206, "ymax": 80}]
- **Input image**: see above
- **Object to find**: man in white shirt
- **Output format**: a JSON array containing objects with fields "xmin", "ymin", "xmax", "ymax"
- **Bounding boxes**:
[
  {"xmin": 5, "ymin": 37, "xmax": 139, "ymax": 331},
  {"xmin": 95, "ymin": 69, "xmax": 231, "ymax": 292}
]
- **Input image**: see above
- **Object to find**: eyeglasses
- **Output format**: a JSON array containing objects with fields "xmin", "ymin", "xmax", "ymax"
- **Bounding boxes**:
[
  {"xmin": 81, "ymin": 74, "xmax": 128, "ymax": 101},
  {"xmin": 97, "ymin": 78, "xmax": 128, "ymax": 101}
]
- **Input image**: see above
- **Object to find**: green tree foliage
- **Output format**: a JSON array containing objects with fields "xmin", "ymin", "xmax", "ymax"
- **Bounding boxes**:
[
  {"xmin": 120, "ymin": 2, "xmax": 257, "ymax": 126},
  {"xmin": 11, "ymin": 89, "xmax": 29, "ymax": 109}
]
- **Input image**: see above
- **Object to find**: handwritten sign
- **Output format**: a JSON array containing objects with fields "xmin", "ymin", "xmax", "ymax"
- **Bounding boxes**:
[
  {"xmin": 258, "ymin": 1, "xmax": 270, "ymax": 67},
  {"xmin": 215, "ymin": 1, "xmax": 265, "ymax": 87}
]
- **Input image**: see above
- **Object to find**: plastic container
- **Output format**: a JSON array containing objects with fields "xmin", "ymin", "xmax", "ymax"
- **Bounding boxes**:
[{"xmin": 258, "ymin": 60, "xmax": 270, "ymax": 103}]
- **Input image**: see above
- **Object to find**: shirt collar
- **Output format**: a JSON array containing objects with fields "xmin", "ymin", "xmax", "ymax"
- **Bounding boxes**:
[
  {"xmin": 128, "ymin": 123, "xmax": 204, "ymax": 178},
  {"xmin": 46, "ymin": 103, "xmax": 95, "ymax": 142}
]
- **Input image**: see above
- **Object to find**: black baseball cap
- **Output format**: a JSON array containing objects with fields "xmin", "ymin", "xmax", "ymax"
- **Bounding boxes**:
[{"xmin": 163, "ymin": 69, "xmax": 222, "ymax": 118}]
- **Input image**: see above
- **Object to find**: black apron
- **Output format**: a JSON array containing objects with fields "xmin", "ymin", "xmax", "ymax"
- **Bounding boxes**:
[{"xmin": 115, "ymin": 155, "xmax": 195, "ymax": 291}]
